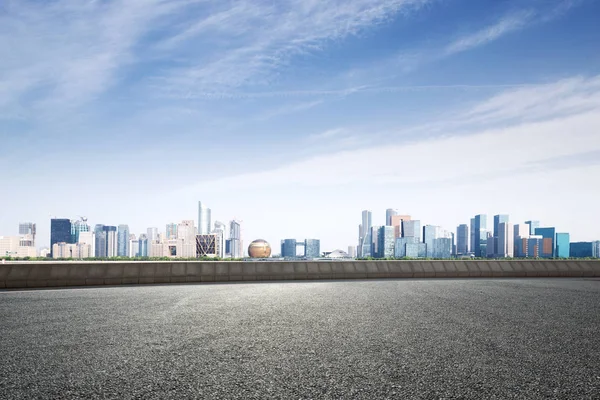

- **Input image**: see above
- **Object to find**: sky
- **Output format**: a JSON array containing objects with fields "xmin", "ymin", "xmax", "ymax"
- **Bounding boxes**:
[{"xmin": 1, "ymin": 0, "xmax": 600, "ymax": 252}]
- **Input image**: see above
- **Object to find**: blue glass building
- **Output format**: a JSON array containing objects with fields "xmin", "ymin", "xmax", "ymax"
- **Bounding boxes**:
[
  {"xmin": 50, "ymin": 218, "xmax": 72, "ymax": 257},
  {"xmin": 535, "ymin": 227, "xmax": 556, "ymax": 258},
  {"xmin": 377, "ymin": 226, "xmax": 395, "ymax": 258},
  {"xmin": 304, "ymin": 239, "xmax": 321, "ymax": 259},
  {"xmin": 555, "ymin": 233, "xmax": 570, "ymax": 258},
  {"xmin": 117, "ymin": 224, "xmax": 130, "ymax": 257},
  {"xmin": 474, "ymin": 215, "xmax": 487, "ymax": 257}
]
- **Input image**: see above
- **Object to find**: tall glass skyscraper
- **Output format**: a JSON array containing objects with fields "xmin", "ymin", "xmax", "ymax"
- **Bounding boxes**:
[
  {"xmin": 117, "ymin": 224, "xmax": 130, "ymax": 257},
  {"xmin": 138, "ymin": 234, "xmax": 149, "ymax": 257},
  {"xmin": 493, "ymin": 215, "xmax": 509, "ymax": 239},
  {"xmin": 377, "ymin": 226, "xmax": 395, "ymax": 258},
  {"xmin": 402, "ymin": 220, "xmax": 421, "ymax": 241},
  {"xmin": 474, "ymin": 214, "xmax": 487, "ymax": 257},
  {"xmin": 457, "ymin": 224, "xmax": 469, "ymax": 255},
  {"xmin": 94, "ymin": 224, "xmax": 106, "ymax": 257},
  {"xmin": 358, "ymin": 210, "xmax": 372, "ymax": 257},
  {"xmin": 198, "ymin": 202, "xmax": 212, "ymax": 235},
  {"xmin": 50, "ymin": 219, "xmax": 72, "ymax": 257}
]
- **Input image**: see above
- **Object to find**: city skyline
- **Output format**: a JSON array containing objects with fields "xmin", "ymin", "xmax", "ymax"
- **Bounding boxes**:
[
  {"xmin": 1, "ymin": 1, "xmax": 599, "ymax": 251},
  {"xmin": 2, "ymin": 203, "xmax": 596, "ymax": 259}
]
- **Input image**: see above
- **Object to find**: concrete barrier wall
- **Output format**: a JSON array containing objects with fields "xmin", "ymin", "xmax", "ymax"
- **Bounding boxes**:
[{"xmin": 1, "ymin": 260, "xmax": 599, "ymax": 289}]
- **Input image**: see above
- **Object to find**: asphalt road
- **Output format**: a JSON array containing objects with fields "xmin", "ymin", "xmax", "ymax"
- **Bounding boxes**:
[{"xmin": 1, "ymin": 279, "xmax": 599, "ymax": 399}]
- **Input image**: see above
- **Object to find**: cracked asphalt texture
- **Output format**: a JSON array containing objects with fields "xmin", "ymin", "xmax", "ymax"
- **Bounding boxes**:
[{"xmin": 1, "ymin": 279, "xmax": 599, "ymax": 399}]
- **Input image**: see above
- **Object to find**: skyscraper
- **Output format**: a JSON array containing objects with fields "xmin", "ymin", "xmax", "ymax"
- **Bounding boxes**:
[
  {"xmin": 391, "ymin": 214, "xmax": 411, "ymax": 238},
  {"xmin": 104, "ymin": 226, "xmax": 118, "ymax": 258},
  {"xmin": 358, "ymin": 210, "xmax": 372, "ymax": 257},
  {"xmin": 474, "ymin": 214, "xmax": 487, "ymax": 257},
  {"xmin": 281, "ymin": 239, "xmax": 298, "ymax": 258},
  {"xmin": 493, "ymin": 215, "xmax": 509, "ymax": 239},
  {"xmin": 94, "ymin": 224, "xmax": 106, "ymax": 257},
  {"xmin": 497, "ymin": 222, "xmax": 514, "ymax": 258},
  {"xmin": 50, "ymin": 218, "xmax": 72, "ymax": 257},
  {"xmin": 555, "ymin": 233, "xmax": 570, "ymax": 258},
  {"xmin": 117, "ymin": 224, "xmax": 130, "ymax": 257},
  {"xmin": 370, "ymin": 226, "xmax": 381, "ymax": 258},
  {"xmin": 138, "ymin": 234, "xmax": 149, "ymax": 257},
  {"xmin": 402, "ymin": 220, "xmax": 421, "ymax": 241},
  {"xmin": 470, "ymin": 218, "xmax": 476, "ymax": 255},
  {"xmin": 198, "ymin": 202, "xmax": 211, "ymax": 235},
  {"xmin": 213, "ymin": 221, "xmax": 227, "ymax": 258},
  {"xmin": 229, "ymin": 220, "xmax": 242, "ymax": 258},
  {"xmin": 377, "ymin": 226, "xmax": 395, "ymax": 258},
  {"xmin": 147, "ymin": 227, "xmax": 159, "ymax": 243},
  {"xmin": 535, "ymin": 227, "xmax": 556, "ymax": 258},
  {"xmin": 304, "ymin": 239, "xmax": 321, "ymax": 258},
  {"xmin": 423, "ymin": 225, "xmax": 442, "ymax": 258},
  {"xmin": 385, "ymin": 209, "xmax": 398, "ymax": 226},
  {"xmin": 457, "ymin": 224, "xmax": 469, "ymax": 255}
]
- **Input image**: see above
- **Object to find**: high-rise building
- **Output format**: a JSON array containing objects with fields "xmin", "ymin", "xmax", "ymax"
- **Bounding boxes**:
[
  {"xmin": 94, "ymin": 224, "xmax": 106, "ymax": 257},
  {"xmin": 535, "ymin": 227, "xmax": 556, "ymax": 258},
  {"xmin": 402, "ymin": 220, "xmax": 421, "ymax": 241},
  {"xmin": 70, "ymin": 218, "xmax": 90, "ymax": 244},
  {"xmin": 432, "ymin": 237, "xmax": 452, "ymax": 258},
  {"xmin": 229, "ymin": 220, "xmax": 242, "ymax": 258},
  {"xmin": 555, "ymin": 233, "xmax": 570, "ymax": 258},
  {"xmin": 129, "ymin": 234, "xmax": 139, "ymax": 258},
  {"xmin": 117, "ymin": 224, "xmax": 130, "ymax": 257},
  {"xmin": 347, "ymin": 246, "xmax": 357, "ymax": 258},
  {"xmin": 385, "ymin": 209, "xmax": 398, "ymax": 226},
  {"xmin": 304, "ymin": 239, "xmax": 321, "ymax": 259},
  {"xmin": 138, "ymin": 234, "xmax": 149, "ymax": 257},
  {"xmin": 104, "ymin": 226, "xmax": 117, "ymax": 258},
  {"xmin": 497, "ymin": 222, "xmax": 514, "ymax": 258},
  {"xmin": 474, "ymin": 215, "xmax": 487, "ymax": 257},
  {"xmin": 570, "ymin": 241, "xmax": 599, "ymax": 258},
  {"xmin": 281, "ymin": 239, "xmax": 298, "ymax": 258},
  {"xmin": 525, "ymin": 221, "xmax": 540, "ymax": 236},
  {"xmin": 50, "ymin": 218, "xmax": 72, "ymax": 257},
  {"xmin": 370, "ymin": 226, "xmax": 381, "ymax": 258},
  {"xmin": 470, "ymin": 218, "xmax": 476, "ymax": 255},
  {"xmin": 166, "ymin": 223, "xmax": 178, "ymax": 240},
  {"xmin": 198, "ymin": 202, "xmax": 212, "ymax": 235},
  {"xmin": 422, "ymin": 225, "xmax": 443, "ymax": 258},
  {"xmin": 391, "ymin": 214, "xmax": 411, "ymax": 239},
  {"xmin": 176, "ymin": 220, "xmax": 196, "ymax": 244},
  {"xmin": 493, "ymin": 215, "xmax": 509, "ymax": 239},
  {"xmin": 358, "ymin": 210, "xmax": 372, "ymax": 258},
  {"xmin": 147, "ymin": 227, "xmax": 159, "ymax": 243},
  {"xmin": 457, "ymin": 224, "xmax": 469, "ymax": 255},
  {"xmin": 376, "ymin": 226, "xmax": 395, "ymax": 258},
  {"xmin": 19, "ymin": 222, "xmax": 36, "ymax": 246}
]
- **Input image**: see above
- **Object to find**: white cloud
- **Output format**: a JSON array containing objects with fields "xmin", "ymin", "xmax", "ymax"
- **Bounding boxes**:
[{"xmin": 444, "ymin": 10, "xmax": 534, "ymax": 55}]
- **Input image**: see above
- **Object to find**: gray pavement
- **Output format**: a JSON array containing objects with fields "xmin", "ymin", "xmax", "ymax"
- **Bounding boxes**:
[{"xmin": 1, "ymin": 279, "xmax": 599, "ymax": 399}]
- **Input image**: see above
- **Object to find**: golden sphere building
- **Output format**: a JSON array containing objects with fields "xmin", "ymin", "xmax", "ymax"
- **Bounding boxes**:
[{"xmin": 248, "ymin": 239, "xmax": 272, "ymax": 258}]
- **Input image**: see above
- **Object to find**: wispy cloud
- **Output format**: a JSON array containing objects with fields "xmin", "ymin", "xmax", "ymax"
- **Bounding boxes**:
[
  {"xmin": 177, "ymin": 74, "xmax": 600, "ymax": 191},
  {"xmin": 444, "ymin": 10, "xmax": 535, "ymax": 55},
  {"xmin": 156, "ymin": 0, "xmax": 432, "ymax": 97}
]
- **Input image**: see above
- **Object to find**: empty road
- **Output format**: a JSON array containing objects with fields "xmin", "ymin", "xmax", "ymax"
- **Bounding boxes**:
[{"xmin": 1, "ymin": 279, "xmax": 599, "ymax": 399}]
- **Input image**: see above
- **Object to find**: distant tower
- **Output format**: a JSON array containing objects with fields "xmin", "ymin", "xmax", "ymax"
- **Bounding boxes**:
[
  {"xmin": 385, "ymin": 209, "xmax": 398, "ymax": 226},
  {"xmin": 50, "ymin": 219, "xmax": 72, "ymax": 257},
  {"xmin": 198, "ymin": 201, "xmax": 212, "ymax": 235},
  {"xmin": 457, "ymin": 224, "xmax": 469, "ymax": 255},
  {"xmin": 117, "ymin": 224, "xmax": 130, "ymax": 257}
]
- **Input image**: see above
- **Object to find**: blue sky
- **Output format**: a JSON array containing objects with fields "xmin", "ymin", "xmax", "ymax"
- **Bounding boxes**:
[{"xmin": 1, "ymin": 0, "xmax": 600, "ymax": 251}]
